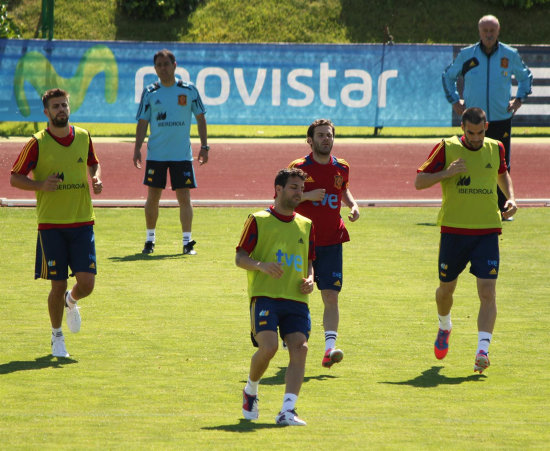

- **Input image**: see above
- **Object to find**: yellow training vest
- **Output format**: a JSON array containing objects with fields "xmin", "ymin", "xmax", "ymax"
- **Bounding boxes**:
[
  {"xmin": 438, "ymin": 136, "xmax": 501, "ymax": 229},
  {"xmin": 32, "ymin": 127, "xmax": 95, "ymax": 225},
  {"xmin": 248, "ymin": 210, "xmax": 312, "ymax": 304}
]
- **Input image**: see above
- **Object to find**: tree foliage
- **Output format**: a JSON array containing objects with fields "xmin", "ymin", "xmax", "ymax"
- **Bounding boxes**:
[{"xmin": 0, "ymin": 3, "xmax": 21, "ymax": 38}]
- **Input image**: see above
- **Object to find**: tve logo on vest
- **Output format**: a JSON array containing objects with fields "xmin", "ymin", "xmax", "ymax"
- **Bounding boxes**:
[{"xmin": 276, "ymin": 249, "xmax": 303, "ymax": 272}]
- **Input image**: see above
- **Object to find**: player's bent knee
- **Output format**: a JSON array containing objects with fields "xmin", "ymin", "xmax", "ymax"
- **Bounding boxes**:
[
  {"xmin": 321, "ymin": 291, "xmax": 339, "ymax": 306},
  {"xmin": 477, "ymin": 280, "xmax": 497, "ymax": 304},
  {"xmin": 437, "ymin": 281, "xmax": 457, "ymax": 298},
  {"xmin": 297, "ymin": 341, "xmax": 308, "ymax": 355},
  {"xmin": 51, "ymin": 280, "xmax": 68, "ymax": 296},
  {"xmin": 479, "ymin": 292, "xmax": 496, "ymax": 305},
  {"xmin": 259, "ymin": 343, "xmax": 278, "ymax": 359},
  {"xmin": 75, "ymin": 274, "xmax": 95, "ymax": 297}
]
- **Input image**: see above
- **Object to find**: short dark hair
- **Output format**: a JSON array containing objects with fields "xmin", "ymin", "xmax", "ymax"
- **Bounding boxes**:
[
  {"xmin": 307, "ymin": 119, "xmax": 335, "ymax": 139},
  {"xmin": 461, "ymin": 107, "xmax": 487, "ymax": 125},
  {"xmin": 42, "ymin": 88, "xmax": 69, "ymax": 108},
  {"xmin": 154, "ymin": 49, "xmax": 176, "ymax": 65},
  {"xmin": 274, "ymin": 167, "xmax": 307, "ymax": 189}
]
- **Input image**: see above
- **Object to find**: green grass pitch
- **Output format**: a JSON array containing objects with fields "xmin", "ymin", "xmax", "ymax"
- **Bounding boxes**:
[{"xmin": 0, "ymin": 206, "xmax": 548, "ymax": 449}]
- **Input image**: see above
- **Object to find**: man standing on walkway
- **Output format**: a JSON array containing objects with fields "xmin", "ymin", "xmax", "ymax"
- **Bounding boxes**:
[
  {"xmin": 442, "ymin": 14, "xmax": 532, "ymax": 218},
  {"xmin": 133, "ymin": 49, "xmax": 209, "ymax": 255},
  {"xmin": 289, "ymin": 119, "xmax": 360, "ymax": 369},
  {"xmin": 415, "ymin": 107, "xmax": 517, "ymax": 373},
  {"xmin": 10, "ymin": 88, "xmax": 103, "ymax": 358}
]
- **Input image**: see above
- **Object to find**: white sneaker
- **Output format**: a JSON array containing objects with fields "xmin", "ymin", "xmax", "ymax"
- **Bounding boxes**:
[
  {"xmin": 65, "ymin": 291, "xmax": 81, "ymax": 333},
  {"xmin": 242, "ymin": 389, "xmax": 259, "ymax": 420},
  {"xmin": 51, "ymin": 334, "xmax": 70, "ymax": 358},
  {"xmin": 275, "ymin": 409, "xmax": 306, "ymax": 426}
]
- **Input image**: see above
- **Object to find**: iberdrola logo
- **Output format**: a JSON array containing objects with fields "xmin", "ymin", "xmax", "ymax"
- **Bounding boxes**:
[{"xmin": 13, "ymin": 44, "xmax": 118, "ymax": 117}]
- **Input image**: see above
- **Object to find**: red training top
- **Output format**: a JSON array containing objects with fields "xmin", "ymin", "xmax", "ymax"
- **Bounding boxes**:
[{"xmin": 289, "ymin": 153, "xmax": 350, "ymax": 246}]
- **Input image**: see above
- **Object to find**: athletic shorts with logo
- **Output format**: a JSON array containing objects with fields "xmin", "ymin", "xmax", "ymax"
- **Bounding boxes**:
[
  {"xmin": 313, "ymin": 243, "xmax": 343, "ymax": 291},
  {"xmin": 438, "ymin": 232, "xmax": 499, "ymax": 282},
  {"xmin": 144, "ymin": 160, "xmax": 197, "ymax": 190},
  {"xmin": 35, "ymin": 225, "xmax": 97, "ymax": 280},
  {"xmin": 249, "ymin": 296, "xmax": 311, "ymax": 347}
]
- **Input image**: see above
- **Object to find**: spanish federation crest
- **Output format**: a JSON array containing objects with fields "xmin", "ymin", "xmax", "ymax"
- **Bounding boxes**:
[{"xmin": 334, "ymin": 174, "xmax": 343, "ymax": 189}]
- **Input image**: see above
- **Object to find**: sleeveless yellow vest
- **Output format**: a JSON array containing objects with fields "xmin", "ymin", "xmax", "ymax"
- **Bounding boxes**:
[
  {"xmin": 248, "ymin": 210, "xmax": 312, "ymax": 304},
  {"xmin": 33, "ymin": 127, "xmax": 95, "ymax": 225},
  {"xmin": 438, "ymin": 136, "xmax": 501, "ymax": 229}
]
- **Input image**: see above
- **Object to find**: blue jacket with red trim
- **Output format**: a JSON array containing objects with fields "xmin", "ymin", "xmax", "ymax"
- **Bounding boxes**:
[{"xmin": 442, "ymin": 41, "xmax": 532, "ymax": 121}]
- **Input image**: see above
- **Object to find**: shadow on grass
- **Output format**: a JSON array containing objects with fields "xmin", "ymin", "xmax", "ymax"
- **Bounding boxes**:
[
  {"xmin": 242, "ymin": 366, "xmax": 338, "ymax": 386},
  {"xmin": 0, "ymin": 355, "xmax": 78, "ymax": 374},
  {"xmin": 379, "ymin": 365, "xmax": 486, "ymax": 388},
  {"xmin": 108, "ymin": 253, "xmax": 184, "ymax": 262},
  {"xmin": 202, "ymin": 418, "xmax": 281, "ymax": 432},
  {"xmin": 416, "ymin": 222, "xmax": 437, "ymax": 227}
]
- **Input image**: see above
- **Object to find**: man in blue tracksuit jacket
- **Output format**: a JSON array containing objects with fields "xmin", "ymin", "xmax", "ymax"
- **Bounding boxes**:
[{"xmin": 442, "ymin": 14, "xmax": 532, "ymax": 216}]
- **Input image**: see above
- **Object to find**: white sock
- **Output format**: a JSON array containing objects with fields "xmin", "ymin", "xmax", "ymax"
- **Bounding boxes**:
[
  {"xmin": 282, "ymin": 393, "xmax": 298, "ymax": 412},
  {"xmin": 183, "ymin": 232, "xmax": 192, "ymax": 246},
  {"xmin": 477, "ymin": 331, "xmax": 492, "ymax": 354},
  {"xmin": 244, "ymin": 377, "xmax": 259, "ymax": 396},
  {"xmin": 325, "ymin": 331, "xmax": 337, "ymax": 351},
  {"xmin": 52, "ymin": 327, "xmax": 63, "ymax": 337},
  {"xmin": 65, "ymin": 290, "xmax": 77, "ymax": 308},
  {"xmin": 146, "ymin": 229, "xmax": 156, "ymax": 243},
  {"xmin": 438, "ymin": 313, "xmax": 452, "ymax": 331}
]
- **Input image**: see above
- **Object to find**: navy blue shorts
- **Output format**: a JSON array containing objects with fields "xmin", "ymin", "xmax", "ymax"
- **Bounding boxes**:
[
  {"xmin": 144, "ymin": 160, "xmax": 197, "ymax": 190},
  {"xmin": 35, "ymin": 226, "xmax": 97, "ymax": 280},
  {"xmin": 313, "ymin": 244, "xmax": 343, "ymax": 291},
  {"xmin": 250, "ymin": 297, "xmax": 311, "ymax": 347},
  {"xmin": 438, "ymin": 233, "xmax": 499, "ymax": 282}
]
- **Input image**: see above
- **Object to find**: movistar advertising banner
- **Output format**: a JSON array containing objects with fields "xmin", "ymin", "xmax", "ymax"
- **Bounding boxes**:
[{"xmin": 0, "ymin": 39, "xmax": 453, "ymax": 126}]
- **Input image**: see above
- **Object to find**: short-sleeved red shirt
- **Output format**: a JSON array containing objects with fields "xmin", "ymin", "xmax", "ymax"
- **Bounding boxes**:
[{"xmin": 289, "ymin": 153, "xmax": 350, "ymax": 246}]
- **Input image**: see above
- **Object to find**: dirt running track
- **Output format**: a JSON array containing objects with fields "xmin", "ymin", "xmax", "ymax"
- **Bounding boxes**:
[{"xmin": 1, "ymin": 140, "xmax": 549, "ymax": 205}]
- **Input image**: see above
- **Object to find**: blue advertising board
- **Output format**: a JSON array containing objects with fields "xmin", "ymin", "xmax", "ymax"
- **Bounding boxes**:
[{"xmin": 0, "ymin": 39, "xmax": 454, "ymax": 126}]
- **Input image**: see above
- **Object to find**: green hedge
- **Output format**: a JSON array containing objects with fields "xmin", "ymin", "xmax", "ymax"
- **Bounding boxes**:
[
  {"xmin": 116, "ymin": 0, "xmax": 201, "ymax": 19},
  {"xmin": 489, "ymin": 0, "xmax": 549, "ymax": 8}
]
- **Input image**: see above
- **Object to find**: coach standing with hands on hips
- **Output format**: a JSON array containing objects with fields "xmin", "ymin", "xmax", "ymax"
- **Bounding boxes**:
[{"xmin": 442, "ymin": 15, "xmax": 532, "ymax": 219}]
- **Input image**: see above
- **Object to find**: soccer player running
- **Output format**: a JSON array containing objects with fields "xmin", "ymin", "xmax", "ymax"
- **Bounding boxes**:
[
  {"xmin": 237, "ymin": 168, "xmax": 315, "ymax": 426},
  {"xmin": 10, "ymin": 88, "xmax": 103, "ymax": 358},
  {"xmin": 133, "ymin": 49, "xmax": 209, "ymax": 255},
  {"xmin": 415, "ymin": 107, "xmax": 517, "ymax": 373},
  {"xmin": 288, "ymin": 119, "xmax": 359, "ymax": 368}
]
